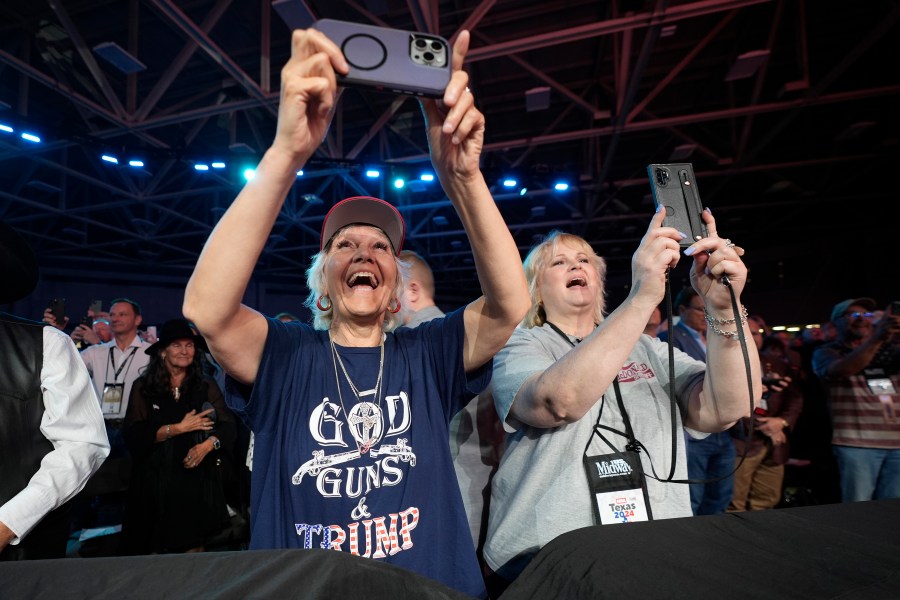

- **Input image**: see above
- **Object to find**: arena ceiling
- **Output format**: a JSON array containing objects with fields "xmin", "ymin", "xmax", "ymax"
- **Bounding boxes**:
[{"xmin": 1, "ymin": 0, "xmax": 898, "ymax": 321}]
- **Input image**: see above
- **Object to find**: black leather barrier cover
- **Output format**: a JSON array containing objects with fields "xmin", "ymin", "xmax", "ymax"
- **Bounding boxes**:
[
  {"xmin": 0, "ymin": 547, "xmax": 476, "ymax": 600},
  {"xmin": 3, "ymin": 501, "xmax": 900, "ymax": 599},
  {"xmin": 499, "ymin": 499, "xmax": 900, "ymax": 600}
]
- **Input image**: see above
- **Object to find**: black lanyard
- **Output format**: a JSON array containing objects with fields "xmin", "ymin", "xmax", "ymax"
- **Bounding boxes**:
[
  {"xmin": 108, "ymin": 346, "xmax": 138, "ymax": 382},
  {"xmin": 546, "ymin": 322, "xmax": 639, "ymax": 451},
  {"xmin": 548, "ymin": 320, "xmax": 679, "ymax": 483},
  {"xmin": 588, "ymin": 379, "xmax": 641, "ymax": 453},
  {"xmin": 546, "ymin": 321, "xmax": 592, "ymax": 346}
]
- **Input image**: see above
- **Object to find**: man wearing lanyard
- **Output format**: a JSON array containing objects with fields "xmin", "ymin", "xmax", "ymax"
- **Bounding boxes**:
[
  {"xmin": 78, "ymin": 297, "xmax": 151, "ymax": 546},
  {"xmin": 81, "ymin": 298, "xmax": 151, "ymax": 451}
]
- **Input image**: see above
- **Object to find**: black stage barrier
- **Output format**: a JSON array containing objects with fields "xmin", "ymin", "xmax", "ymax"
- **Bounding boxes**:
[
  {"xmin": 0, "ymin": 547, "xmax": 473, "ymax": 600},
  {"xmin": 500, "ymin": 498, "xmax": 900, "ymax": 600},
  {"xmin": 2, "ymin": 501, "xmax": 899, "ymax": 600}
]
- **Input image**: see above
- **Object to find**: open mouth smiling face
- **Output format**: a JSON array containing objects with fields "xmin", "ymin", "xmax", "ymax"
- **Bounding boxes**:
[
  {"xmin": 538, "ymin": 240, "xmax": 600, "ymax": 315},
  {"xmin": 566, "ymin": 276, "xmax": 587, "ymax": 288},
  {"xmin": 347, "ymin": 270, "xmax": 380, "ymax": 291},
  {"xmin": 325, "ymin": 225, "xmax": 397, "ymax": 319}
]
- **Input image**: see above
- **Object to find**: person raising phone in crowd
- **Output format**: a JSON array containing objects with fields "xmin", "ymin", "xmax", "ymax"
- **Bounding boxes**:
[
  {"xmin": 482, "ymin": 212, "xmax": 761, "ymax": 592},
  {"xmin": 813, "ymin": 298, "xmax": 900, "ymax": 502},
  {"xmin": 183, "ymin": 28, "xmax": 528, "ymax": 598}
]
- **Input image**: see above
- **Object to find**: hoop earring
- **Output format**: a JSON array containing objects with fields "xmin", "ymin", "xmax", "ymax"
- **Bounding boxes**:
[
  {"xmin": 316, "ymin": 295, "xmax": 332, "ymax": 311},
  {"xmin": 388, "ymin": 299, "xmax": 402, "ymax": 314}
]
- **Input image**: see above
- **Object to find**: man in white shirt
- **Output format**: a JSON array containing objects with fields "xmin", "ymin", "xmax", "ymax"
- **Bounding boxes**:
[
  {"xmin": 76, "ymin": 298, "xmax": 151, "ymax": 550},
  {"xmin": 80, "ymin": 298, "xmax": 151, "ymax": 455},
  {"xmin": 0, "ymin": 220, "xmax": 109, "ymax": 559}
]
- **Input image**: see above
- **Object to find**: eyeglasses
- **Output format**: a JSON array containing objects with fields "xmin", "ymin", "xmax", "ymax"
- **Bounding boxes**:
[
  {"xmin": 842, "ymin": 312, "xmax": 874, "ymax": 319},
  {"xmin": 685, "ymin": 305, "xmax": 704, "ymax": 313}
]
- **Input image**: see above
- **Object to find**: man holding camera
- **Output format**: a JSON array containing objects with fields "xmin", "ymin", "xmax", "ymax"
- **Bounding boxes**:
[{"xmin": 813, "ymin": 298, "xmax": 900, "ymax": 502}]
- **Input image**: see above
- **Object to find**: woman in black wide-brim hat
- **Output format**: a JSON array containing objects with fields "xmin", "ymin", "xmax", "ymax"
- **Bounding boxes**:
[{"xmin": 121, "ymin": 318, "xmax": 237, "ymax": 554}]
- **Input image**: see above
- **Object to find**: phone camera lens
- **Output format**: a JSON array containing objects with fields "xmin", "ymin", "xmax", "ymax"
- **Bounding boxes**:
[
  {"xmin": 431, "ymin": 41, "xmax": 442, "ymax": 51},
  {"xmin": 415, "ymin": 38, "xmax": 427, "ymax": 49},
  {"xmin": 655, "ymin": 168, "xmax": 669, "ymax": 186},
  {"xmin": 423, "ymin": 51, "xmax": 435, "ymax": 62}
]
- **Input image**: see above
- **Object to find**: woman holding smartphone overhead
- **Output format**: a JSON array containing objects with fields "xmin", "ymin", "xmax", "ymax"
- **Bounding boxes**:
[
  {"xmin": 482, "ymin": 209, "xmax": 762, "ymax": 592},
  {"xmin": 183, "ymin": 27, "xmax": 528, "ymax": 598}
]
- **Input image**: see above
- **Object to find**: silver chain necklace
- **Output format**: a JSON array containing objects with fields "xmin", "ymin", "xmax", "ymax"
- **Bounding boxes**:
[{"xmin": 329, "ymin": 332, "xmax": 386, "ymax": 454}]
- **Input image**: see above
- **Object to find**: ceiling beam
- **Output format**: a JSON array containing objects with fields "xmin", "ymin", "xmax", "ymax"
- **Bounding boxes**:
[
  {"xmin": 135, "ymin": 0, "xmax": 233, "ymax": 121},
  {"xmin": 48, "ymin": 0, "xmax": 127, "ymax": 119},
  {"xmin": 148, "ymin": 0, "xmax": 277, "ymax": 116},
  {"xmin": 388, "ymin": 85, "xmax": 900, "ymax": 162},
  {"xmin": 465, "ymin": 0, "xmax": 774, "ymax": 62}
]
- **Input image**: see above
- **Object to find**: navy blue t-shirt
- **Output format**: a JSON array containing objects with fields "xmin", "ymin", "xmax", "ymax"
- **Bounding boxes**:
[{"xmin": 226, "ymin": 308, "xmax": 489, "ymax": 598}]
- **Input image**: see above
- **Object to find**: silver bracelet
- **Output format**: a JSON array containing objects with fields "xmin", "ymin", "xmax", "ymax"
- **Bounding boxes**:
[
  {"xmin": 704, "ymin": 306, "xmax": 748, "ymax": 339},
  {"xmin": 704, "ymin": 305, "xmax": 748, "ymax": 325}
]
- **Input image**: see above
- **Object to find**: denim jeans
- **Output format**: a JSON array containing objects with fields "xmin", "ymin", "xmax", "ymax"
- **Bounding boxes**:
[
  {"xmin": 832, "ymin": 445, "xmax": 900, "ymax": 502},
  {"xmin": 687, "ymin": 431, "xmax": 736, "ymax": 515}
]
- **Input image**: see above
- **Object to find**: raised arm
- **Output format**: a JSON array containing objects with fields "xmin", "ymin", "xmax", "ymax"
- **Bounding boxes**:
[
  {"xmin": 420, "ymin": 31, "xmax": 530, "ymax": 372},
  {"xmin": 682, "ymin": 209, "xmax": 761, "ymax": 431},
  {"xmin": 183, "ymin": 29, "xmax": 348, "ymax": 384},
  {"xmin": 821, "ymin": 309, "xmax": 899, "ymax": 377}
]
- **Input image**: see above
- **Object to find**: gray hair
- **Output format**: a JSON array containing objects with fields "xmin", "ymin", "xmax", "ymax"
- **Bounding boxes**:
[{"xmin": 304, "ymin": 229, "xmax": 409, "ymax": 331}]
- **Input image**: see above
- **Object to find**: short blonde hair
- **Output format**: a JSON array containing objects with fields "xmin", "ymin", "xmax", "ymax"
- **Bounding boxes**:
[
  {"xmin": 522, "ymin": 231, "xmax": 607, "ymax": 329},
  {"xmin": 304, "ymin": 226, "xmax": 409, "ymax": 331}
]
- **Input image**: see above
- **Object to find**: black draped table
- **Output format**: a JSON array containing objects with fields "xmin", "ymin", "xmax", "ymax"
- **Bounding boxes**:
[
  {"xmin": 2, "ymin": 500, "xmax": 899, "ymax": 599},
  {"xmin": 500, "ymin": 498, "xmax": 900, "ymax": 600},
  {"xmin": 0, "ymin": 546, "xmax": 472, "ymax": 600}
]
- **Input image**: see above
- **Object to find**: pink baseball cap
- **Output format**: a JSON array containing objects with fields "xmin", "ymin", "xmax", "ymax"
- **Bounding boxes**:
[{"xmin": 320, "ymin": 196, "xmax": 405, "ymax": 255}]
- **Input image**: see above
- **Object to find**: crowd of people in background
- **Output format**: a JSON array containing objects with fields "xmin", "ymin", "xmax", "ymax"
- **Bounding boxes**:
[{"xmin": 20, "ymin": 282, "xmax": 899, "ymax": 569}]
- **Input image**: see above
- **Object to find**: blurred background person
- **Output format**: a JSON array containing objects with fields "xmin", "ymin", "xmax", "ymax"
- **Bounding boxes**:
[
  {"xmin": 660, "ymin": 286, "xmax": 736, "ymax": 515},
  {"xmin": 121, "ymin": 319, "xmax": 236, "ymax": 554},
  {"xmin": 399, "ymin": 250, "xmax": 445, "ymax": 327},
  {"xmin": 729, "ymin": 320, "xmax": 803, "ymax": 511},
  {"xmin": 71, "ymin": 314, "xmax": 112, "ymax": 349},
  {"xmin": 813, "ymin": 298, "xmax": 900, "ymax": 502},
  {"xmin": 399, "ymin": 249, "xmax": 502, "ymax": 568},
  {"xmin": 73, "ymin": 297, "xmax": 151, "ymax": 554}
]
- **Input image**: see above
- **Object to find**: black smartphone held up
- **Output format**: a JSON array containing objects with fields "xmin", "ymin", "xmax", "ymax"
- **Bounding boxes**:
[
  {"xmin": 49, "ymin": 297, "xmax": 66, "ymax": 324},
  {"xmin": 891, "ymin": 300, "xmax": 900, "ymax": 315},
  {"xmin": 89, "ymin": 299, "xmax": 103, "ymax": 314},
  {"xmin": 646, "ymin": 163, "xmax": 708, "ymax": 248},
  {"xmin": 314, "ymin": 19, "xmax": 452, "ymax": 98}
]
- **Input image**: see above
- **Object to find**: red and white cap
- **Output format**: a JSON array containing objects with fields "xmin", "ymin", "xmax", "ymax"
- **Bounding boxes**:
[{"xmin": 320, "ymin": 196, "xmax": 405, "ymax": 256}]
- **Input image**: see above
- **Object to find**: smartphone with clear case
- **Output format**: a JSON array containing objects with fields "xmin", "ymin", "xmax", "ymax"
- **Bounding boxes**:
[{"xmin": 314, "ymin": 19, "xmax": 451, "ymax": 98}]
